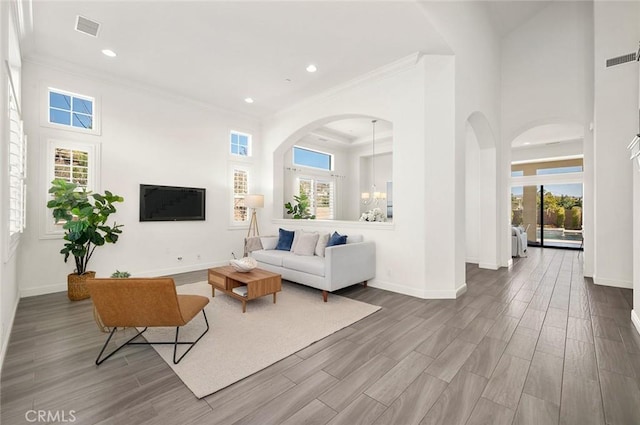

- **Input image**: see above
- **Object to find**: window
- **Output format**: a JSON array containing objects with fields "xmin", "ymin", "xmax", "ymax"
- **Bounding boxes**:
[
  {"xmin": 293, "ymin": 146, "xmax": 332, "ymax": 171},
  {"xmin": 511, "ymin": 170, "xmax": 524, "ymax": 177},
  {"xmin": 536, "ymin": 166, "xmax": 583, "ymax": 175},
  {"xmin": 54, "ymin": 148, "xmax": 89, "ymax": 188},
  {"xmin": 230, "ymin": 131, "xmax": 251, "ymax": 157},
  {"xmin": 48, "ymin": 88, "xmax": 94, "ymax": 130},
  {"xmin": 43, "ymin": 140, "xmax": 99, "ymax": 237},
  {"xmin": 298, "ymin": 177, "xmax": 334, "ymax": 219},
  {"xmin": 233, "ymin": 168, "xmax": 249, "ymax": 222},
  {"xmin": 9, "ymin": 81, "xmax": 26, "ymax": 239}
]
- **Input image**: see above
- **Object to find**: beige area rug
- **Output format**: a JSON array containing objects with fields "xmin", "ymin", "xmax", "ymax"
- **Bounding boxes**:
[{"xmin": 142, "ymin": 281, "xmax": 381, "ymax": 398}]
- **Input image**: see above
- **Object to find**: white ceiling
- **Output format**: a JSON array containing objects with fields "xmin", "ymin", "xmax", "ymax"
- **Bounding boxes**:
[
  {"xmin": 23, "ymin": 1, "xmax": 452, "ymax": 118},
  {"xmin": 22, "ymin": 1, "xmax": 554, "ymax": 119},
  {"xmin": 485, "ymin": 1, "xmax": 552, "ymax": 37}
]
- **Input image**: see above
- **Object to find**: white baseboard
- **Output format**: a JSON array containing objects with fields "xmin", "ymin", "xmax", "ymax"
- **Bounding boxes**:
[
  {"xmin": 506, "ymin": 258, "xmax": 514, "ymax": 268},
  {"xmin": 466, "ymin": 257, "xmax": 479, "ymax": 264},
  {"xmin": 479, "ymin": 263, "xmax": 499, "ymax": 270},
  {"xmin": 134, "ymin": 261, "xmax": 226, "ymax": 278},
  {"xmin": 369, "ymin": 279, "xmax": 463, "ymax": 299},
  {"xmin": 20, "ymin": 261, "xmax": 228, "ymax": 298},
  {"xmin": 21, "ymin": 283, "xmax": 67, "ymax": 298},
  {"xmin": 632, "ymin": 310, "xmax": 640, "ymax": 337},
  {"xmin": 0, "ymin": 295, "xmax": 21, "ymax": 372},
  {"xmin": 593, "ymin": 276, "xmax": 633, "ymax": 289}
]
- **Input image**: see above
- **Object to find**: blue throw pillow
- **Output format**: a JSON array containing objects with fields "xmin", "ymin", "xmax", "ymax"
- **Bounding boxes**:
[
  {"xmin": 275, "ymin": 228, "xmax": 295, "ymax": 251},
  {"xmin": 326, "ymin": 231, "xmax": 347, "ymax": 247}
]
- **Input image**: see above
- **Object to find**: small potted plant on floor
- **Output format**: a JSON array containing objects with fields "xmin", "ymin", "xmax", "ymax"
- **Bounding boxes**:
[
  {"xmin": 93, "ymin": 270, "xmax": 132, "ymax": 332},
  {"xmin": 47, "ymin": 179, "xmax": 124, "ymax": 301}
]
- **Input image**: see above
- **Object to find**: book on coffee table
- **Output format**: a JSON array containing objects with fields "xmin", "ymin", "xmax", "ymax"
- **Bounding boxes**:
[{"xmin": 232, "ymin": 286, "xmax": 248, "ymax": 297}]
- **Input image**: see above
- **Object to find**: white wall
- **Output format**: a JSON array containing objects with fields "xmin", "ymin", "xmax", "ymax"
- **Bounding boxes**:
[
  {"xmin": 18, "ymin": 61, "xmax": 261, "ymax": 296},
  {"xmin": 465, "ymin": 124, "xmax": 480, "ymax": 263},
  {"xmin": 593, "ymin": 1, "xmax": 640, "ymax": 290},
  {"xmin": 0, "ymin": 0, "xmax": 23, "ymax": 369},
  {"xmin": 262, "ymin": 54, "xmax": 464, "ymax": 298},
  {"xmin": 501, "ymin": 1, "xmax": 594, "ymax": 273},
  {"xmin": 420, "ymin": 2, "xmax": 504, "ymax": 273},
  {"xmin": 634, "ymin": 64, "xmax": 640, "ymax": 335}
]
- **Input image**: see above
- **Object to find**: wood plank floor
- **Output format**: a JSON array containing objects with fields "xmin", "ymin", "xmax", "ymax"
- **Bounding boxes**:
[{"xmin": 2, "ymin": 247, "xmax": 639, "ymax": 425}]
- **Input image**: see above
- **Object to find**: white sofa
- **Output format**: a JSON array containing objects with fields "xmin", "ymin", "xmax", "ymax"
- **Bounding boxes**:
[
  {"xmin": 512, "ymin": 226, "xmax": 528, "ymax": 257},
  {"xmin": 250, "ymin": 234, "xmax": 376, "ymax": 302}
]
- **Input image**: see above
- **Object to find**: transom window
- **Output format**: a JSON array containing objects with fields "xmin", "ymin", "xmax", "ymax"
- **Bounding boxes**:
[
  {"xmin": 49, "ymin": 88, "xmax": 94, "ymax": 130},
  {"xmin": 230, "ymin": 131, "xmax": 251, "ymax": 157},
  {"xmin": 293, "ymin": 146, "xmax": 332, "ymax": 171}
]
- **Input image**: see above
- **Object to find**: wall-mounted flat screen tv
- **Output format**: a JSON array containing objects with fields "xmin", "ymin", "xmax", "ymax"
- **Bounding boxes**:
[{"xmin": 139, "ymin": 184, "xmax": 206, "ymax": 222}]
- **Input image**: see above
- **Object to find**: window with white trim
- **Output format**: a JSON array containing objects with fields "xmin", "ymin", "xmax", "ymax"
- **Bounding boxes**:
[
  {"xmin": 293, "ymin": 146, "xmax": 332, "ymax": 171},
  {"xmin": 233, "ymin": 168, "xmax": 249, "ymax": 223},
  {"xmin": 48, "ymin": 88, "xmax": 94, "ymax": 131},
  {"xmin": 9, "ymin": 80, "xmax": 26, "ymax": 239},
  {"xmin": 298, "ymin": 177, "xmax": 334, "ymax": 219},
  {"xmin": 44, "ymin": 140, "xmax": 99, "ymax": 236},
  {"xmin": 230, "ymin": 131, "xmax": 251, "ymax": 157}
]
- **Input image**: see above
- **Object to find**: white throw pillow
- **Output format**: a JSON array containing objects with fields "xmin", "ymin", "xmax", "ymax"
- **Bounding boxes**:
[
  {"xmin": 315, "ymin": 233, "xmax": 331, "ymax": 257},
  {"xmin": 260, "ymin": 236, "xmax": 278, "ymax": 250},
  {"xmin": 293, "ymin": 232, "xmax": 320, "ymax": 256},
  {"xmin": 290, "ymin": 229, "xmax": 302, "ymax": 252}
]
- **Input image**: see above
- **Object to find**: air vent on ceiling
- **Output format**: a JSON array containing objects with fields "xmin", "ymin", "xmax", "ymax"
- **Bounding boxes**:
[
  {"xmin": 546, "ymin": 141, "xmax": 561, "ymax": 145},
  {"xmin": 606, "ymin": 53, "xmax": 637, "ymax": 67},
  {"xmin": 75, "ymin": 15, "xmax": 100, "ymax": 37}
]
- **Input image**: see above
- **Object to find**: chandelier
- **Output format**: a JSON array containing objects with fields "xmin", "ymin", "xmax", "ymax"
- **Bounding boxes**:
[{"xmin": 361, "ymin": 119, "xmax": 386, "ymax": 206}]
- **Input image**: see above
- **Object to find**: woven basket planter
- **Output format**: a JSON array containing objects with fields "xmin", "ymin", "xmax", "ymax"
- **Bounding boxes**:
[{"xmin": 67, "ymin": 271, "xmax": 95, "ymax": 301}]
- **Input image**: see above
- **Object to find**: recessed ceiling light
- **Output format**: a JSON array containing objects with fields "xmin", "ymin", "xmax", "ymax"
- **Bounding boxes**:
[
  {"xmin": 523, "ymin": 142, "xmax": 531, "ymax": 145},
  {"xmin": 306, "ymin": 64, "xmax": 317, "ymax": 73},
  {"xmin": 244, "ymin": 97, "xmax": 254, "ymax": 104},
  {"xmin": 102, "ymin": 49, "xmax": 116, "ymax": 57}
]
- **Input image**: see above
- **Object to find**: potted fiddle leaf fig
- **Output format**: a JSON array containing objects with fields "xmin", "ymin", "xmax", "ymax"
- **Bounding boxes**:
[{"xmin": 47, "ymin": 179, "xmax": 124, "ymax": 301}]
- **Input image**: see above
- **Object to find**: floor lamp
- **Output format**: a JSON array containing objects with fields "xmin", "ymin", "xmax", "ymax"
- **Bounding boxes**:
[{"xmin": 245, "ymin": 194, "xmax": 264, "ymax": 238}]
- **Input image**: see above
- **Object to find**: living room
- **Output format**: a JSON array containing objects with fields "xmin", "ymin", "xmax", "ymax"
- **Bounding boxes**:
[{"xmin": 2, "ymin": 0, "xmax": 640, "ymax": 424}]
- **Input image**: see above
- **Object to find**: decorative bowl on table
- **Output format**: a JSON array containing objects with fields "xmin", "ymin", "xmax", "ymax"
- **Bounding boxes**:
[{"xmin": 229, "ymin": 257, "xmax": 257, "ymax": 273}]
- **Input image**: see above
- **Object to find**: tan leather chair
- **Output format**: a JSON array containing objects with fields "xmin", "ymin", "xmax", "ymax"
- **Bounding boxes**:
[{"xmin": 87, "ymin": 278, "xmax": 209, "ymax": 365}]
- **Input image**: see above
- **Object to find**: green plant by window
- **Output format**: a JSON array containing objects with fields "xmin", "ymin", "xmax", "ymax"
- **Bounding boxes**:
[
  {"xmin": 47, "ymin": 179, "xmax": 124, "ymax": 275},
  {"xmin": 284, "ymin": 192, "xmax": 315, "ymax": 219}
]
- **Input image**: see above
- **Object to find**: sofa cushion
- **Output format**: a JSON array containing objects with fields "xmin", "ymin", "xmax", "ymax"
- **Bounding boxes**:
[
  {"xmin": 260, "ymin": 236, "xmax": 278, "ymax": 250},
  {"xmin": 293, "ymin": 232, "xmax": 319, "ymax": 256},
  {"xmin": 315, "ymin": 233, "xmax": 331, "ymax": 257},
  {"xmin": 252, "ymin": 249, "xmax": 294, "ymax": 267},
  {"xmin": 276, "ymin": 228, "xmax": 295, "ymax": 251},
  {"xmin": 327, "ymin": 231, "xmax": 347, "ymax": 247},
  {"xmin": 282, "ymin": 255, "xmax": 325, "ymax": 277}
]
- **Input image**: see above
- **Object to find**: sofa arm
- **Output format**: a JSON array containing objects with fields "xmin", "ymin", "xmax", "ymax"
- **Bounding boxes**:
[{"xmin": 325, "ymin": 241, "xmax": 376, "ymax": 290}]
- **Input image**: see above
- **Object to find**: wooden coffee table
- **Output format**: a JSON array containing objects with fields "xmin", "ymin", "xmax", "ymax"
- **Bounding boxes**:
[{"xmin": 208, "ymin": 266, "xmax": 282, "ymax": 313}]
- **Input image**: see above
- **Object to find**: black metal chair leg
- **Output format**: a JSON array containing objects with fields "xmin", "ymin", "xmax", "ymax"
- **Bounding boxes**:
[
  {"xmin": 173, "ymin": 310, "xmax": 210, "ymax": 364},
  {"xmin": 95, "ymin": 311, "xmax": 209, "ymax": 366},
  {"xmin": 95, "ymin": 327, "xmax": 148, "ymax": 365}
]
